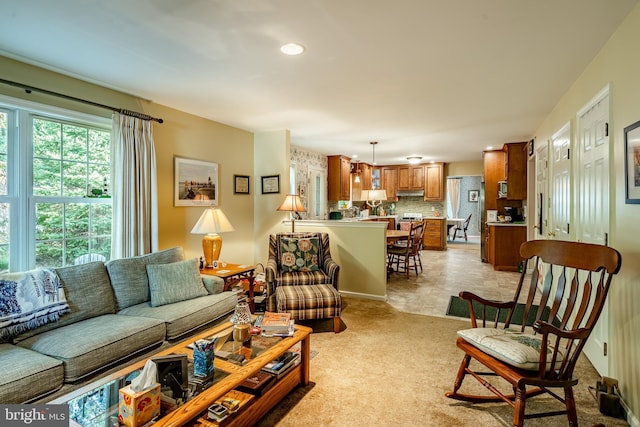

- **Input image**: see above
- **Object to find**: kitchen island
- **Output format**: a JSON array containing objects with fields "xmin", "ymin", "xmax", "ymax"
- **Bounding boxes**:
[{"xmin": 283, "ymin": 219, "xmax": 388, "ymax": 300}]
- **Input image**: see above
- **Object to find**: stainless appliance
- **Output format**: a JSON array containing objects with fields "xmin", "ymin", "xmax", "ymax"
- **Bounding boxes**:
[
  {"xmin": 498, "ymin": 181, "xmax": 507, "ymax": 199},
  {"xmin": 398, "ymin": 212, "xmax": 423, "ymax": 229},
  {"xmin": 480, "ymin": 181, "xmax": 486, "ymax": 262}
]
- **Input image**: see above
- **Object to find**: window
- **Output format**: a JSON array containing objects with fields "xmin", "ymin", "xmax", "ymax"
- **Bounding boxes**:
[{"xmin": 0, "ymin": 97, "xmax": 112, "ymax": 272}]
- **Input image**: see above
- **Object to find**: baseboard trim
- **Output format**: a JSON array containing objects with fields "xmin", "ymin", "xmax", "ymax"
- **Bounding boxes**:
[
  {"xmin": 339, "ymin": 290, "xmax": 387, "ymax": 301},
  {"xmin": 618, "ymin": 392, "xmax": 640, "ymax": 427}
]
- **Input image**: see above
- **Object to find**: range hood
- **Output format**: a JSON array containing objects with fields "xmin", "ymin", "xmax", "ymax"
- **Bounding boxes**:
[{"xmin": 396, "ymin": 189, "xmax": 425, "ymax": 197}]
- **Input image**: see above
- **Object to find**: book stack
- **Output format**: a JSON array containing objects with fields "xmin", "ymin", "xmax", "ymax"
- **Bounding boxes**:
[
  {"xmin": 261, "ymin": 351, "xmax": 300, "ymax": 379},
  {"xmin": 235, "ymin": 370, "xmax": 276, "ymax": 396},
  {"xmin": 255, "ymin": 312, "xmax": 294, "ymax": 337}
]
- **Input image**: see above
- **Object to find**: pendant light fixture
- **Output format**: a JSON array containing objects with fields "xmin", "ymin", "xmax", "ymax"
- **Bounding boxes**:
[
  {"xmin": 353, "ymin": 159, "xmax": 361, "ymax": 183},
  {"xmin": 370, "ymin": 141, "xmax": 378, "ymax": 165}
]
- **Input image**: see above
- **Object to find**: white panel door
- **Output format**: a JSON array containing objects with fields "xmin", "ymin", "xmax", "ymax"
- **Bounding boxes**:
[
  {"xmin": 308, "ymin": 168, "xmax": 327, "ymax": 220},
  {"xmin": 534, "ymin": 141, "xmax": 549, "ymax": 240},
  {"xmin": 550, "ymin": 123, "xmax": 572, "ymax": 241},
  {"xmin": 576, "ymin": 89, "xmax": 610, "ymax": 376}
]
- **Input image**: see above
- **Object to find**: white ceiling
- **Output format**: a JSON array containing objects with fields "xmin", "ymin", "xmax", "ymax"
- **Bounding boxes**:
[{"xmin": 0, "ymin": 0, "xmax": 636, "ymax": 165}]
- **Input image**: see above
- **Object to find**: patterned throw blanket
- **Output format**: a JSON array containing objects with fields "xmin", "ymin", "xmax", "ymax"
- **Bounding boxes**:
[{"xmin": 0, "ymin": 268, "xmax": 70, "ymax": 340}]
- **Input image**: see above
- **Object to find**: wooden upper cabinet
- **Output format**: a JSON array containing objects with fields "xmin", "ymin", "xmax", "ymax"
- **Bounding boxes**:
[
  {"xmin": 397, "ymin": 166, "xmax": 424, "ymax": 190},
  {"xmin": 380, "ymin": 167, "xmax": 398, "ymax": 202},
  {"xmin": 328, "ymin": 155, "xmax": 351, "ymax": 201},
  {"xmin": 359, "ymin": 162, "xmax": 372, "ymax": 190},
  {"xmin": 424, "ymin": 163, "xmax": 444, "ymax": 201},
  {"xmin": 504, "ymin": 142, "xmax": 528, "ymax": 200},
  {"xmin": 482, "ymin": 142, "xmax": 527, "ymax": 211},
  {"xmin": 483, "ymin": 150, "xmax": 506, "ymax": 211}
]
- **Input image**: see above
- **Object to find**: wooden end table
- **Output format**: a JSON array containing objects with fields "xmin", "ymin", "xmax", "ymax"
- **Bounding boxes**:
[{"xmin": 201, "ymin": 264, "xmax": 256, "ymax": 312}]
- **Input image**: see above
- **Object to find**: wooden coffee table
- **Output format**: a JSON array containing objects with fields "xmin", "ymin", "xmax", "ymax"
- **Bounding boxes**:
[{"xmin": 51, "ymin": 321, "xmax": 311, "ymax": 426}]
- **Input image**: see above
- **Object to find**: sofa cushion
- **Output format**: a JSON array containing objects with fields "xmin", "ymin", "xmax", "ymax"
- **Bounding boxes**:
[
  {"xmin": 147, "ymin": 258, "xmax": 207, "ymax": 307},
  {"xmin": 0, "ymin": 268, "xmax": 70, "ymax": 340},
  {"xmin": 106, "ymin": 247, "xmax": 184, "ymax": 310},
  {"xmin": 279, "ymin": 236, "xmax": 320, "ymax": 272},
  {"xmin": 118, "ymin": 292, "xmax": 237, "ymax": 340},
  {"xmin": 0, "ymin": 343, "xmax": 64, "ymax": 403},
  {"xmin": 201, "ymin": 275, "xmax": 225, "ymax": 294},
  {"xmin": 13, "ymin": 262, "xmax": 115, "ymax": 342},
  {"xmin": 457, "ymin": 328, "xmax": 566, "ymax": 371},
  {"xmin": 17, "ymin": 314, "xmax": 166, "ymax": 382}
]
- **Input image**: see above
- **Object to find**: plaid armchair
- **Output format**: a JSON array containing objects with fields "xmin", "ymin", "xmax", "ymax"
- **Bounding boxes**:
[{"xmin": 264, "ymin": 232, "xmax": 340, "ymax": 312}]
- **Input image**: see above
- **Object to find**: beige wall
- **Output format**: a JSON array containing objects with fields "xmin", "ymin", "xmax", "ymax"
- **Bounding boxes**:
[
  {"xmin": 0, "ymin": 56, "xmax": 256, "ymax": 266},
  {"xmin": 253, "ymin": 130, "xmax": 291, "ymax": 264},
  {"xmin": 445, "ymin": 160, "xmax": 483, "ymax": 177},
  {"xmin": 532, "ymin": 3, "xmax": 640, "ymax": 421}
]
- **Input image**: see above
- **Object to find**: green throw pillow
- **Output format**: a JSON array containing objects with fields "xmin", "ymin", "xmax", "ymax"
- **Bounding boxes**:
[
  {"xmin": 279, "ymin": 237, "xmax": 320, "ymax": 272},
  {"xmin": 146, "ymin": 258, "xmax": 208, "ymax": 307}
]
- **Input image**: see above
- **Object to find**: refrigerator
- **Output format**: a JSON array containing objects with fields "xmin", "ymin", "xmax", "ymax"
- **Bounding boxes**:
[{"xmin": 479, "ymin": 181, "xmax": 486, "ymax": 262}]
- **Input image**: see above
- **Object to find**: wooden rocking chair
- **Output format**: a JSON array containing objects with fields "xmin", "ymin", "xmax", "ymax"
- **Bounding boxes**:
[{"xmin": 445, "ymin": 239, "xmax": 622, "ymax": 426}]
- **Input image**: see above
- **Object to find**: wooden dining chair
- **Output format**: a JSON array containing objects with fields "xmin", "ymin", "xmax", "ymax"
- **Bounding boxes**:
[
  {"xmin": 445, "ymin": 239, "xmax": 622, "ymax": 426},
  {"xmin": 387, "ymin": 221, "xmax": 424, "ymax": 278},
  {"xmin": 451, "ymin": 213, "xmax": 472, "ymax": 241}
]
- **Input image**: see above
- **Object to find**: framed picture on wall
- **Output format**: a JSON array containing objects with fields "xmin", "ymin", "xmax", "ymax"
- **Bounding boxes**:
[
  {"xmin": 174, "ymin": 157, "xmax": 218, "ymax": 206},
  {"xmin": 261, "ymin": 175, "xmax": 280, "ymax": 194},
  {"xmin": 234, "ymin": 175, "xmax": 250, "ymax": 194},
  {"xmin": 625, "ymin": 119, "xmax": 640, "ymax": 204},
  {"xmin": 468, "ymin": 190, "xmax": 479, "ymax": 202}
]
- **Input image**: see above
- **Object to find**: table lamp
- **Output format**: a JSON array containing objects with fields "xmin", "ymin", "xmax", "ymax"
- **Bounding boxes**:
[
  {"xmin": 191, "ymin": 207, "xmax": 235, "ymax": 267},
  {"xmin": 366, "ymin": 189, "xmax": 387, "ymax": 216},
  {"xmin": 277, "ymin": 194, "xmax": 306, "ymax": 232}
]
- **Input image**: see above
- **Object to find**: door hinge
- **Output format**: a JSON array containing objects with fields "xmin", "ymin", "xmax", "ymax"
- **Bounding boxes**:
[
  {"xmin": 605, "ymin": 122, "xmax": 609, "ymax": 137},
  {"xmin": 604, "ymin": 342, "xmax": 608, "ymax": 356},
  {"xmin": 567, "ymin": 223, "xmax": 570, "ymax": 234},
  {"xmin": 604, "ymin": 232, "xmax": 609, "ymax": 246},
  {"xmin": 567, "ymin": 148, "xmax": 570, "ymax": 160}
]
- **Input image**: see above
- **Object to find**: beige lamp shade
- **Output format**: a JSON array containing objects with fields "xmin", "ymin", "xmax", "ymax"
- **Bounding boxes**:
[
  {"xmin": 368, "ymin": 189, "xmax": 387, "ymax": 202},
  {"xmin": 365, "ymin": 189, "xmax": 387, "ymax": 215},
  {"xmin": 277, "ymin": 194, "xmax": 306, "ymax": 232},
  {"xmin": 191, "ymin": 207, "xmax": 235, "ymax": 267}
]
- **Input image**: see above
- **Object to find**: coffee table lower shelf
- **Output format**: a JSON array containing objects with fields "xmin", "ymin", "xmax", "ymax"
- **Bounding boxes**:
[{"xmin": 192, "ymin": 364, "xmax": 302, "ymax": 426}]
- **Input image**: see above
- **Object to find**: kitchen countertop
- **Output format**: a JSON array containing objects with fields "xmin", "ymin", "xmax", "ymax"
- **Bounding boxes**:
[{"xmin": 487, "ymin": 221, "xmax": 527, "ymax": 227}]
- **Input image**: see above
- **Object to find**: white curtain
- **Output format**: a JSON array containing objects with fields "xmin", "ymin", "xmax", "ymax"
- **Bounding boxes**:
[
  {"xmin": 111, "ymin": 112, "xmax": 158, "ymax": 258},
  {"xmin": 447, "ymin": 178, "xmax": 461, "ymax": 219}
]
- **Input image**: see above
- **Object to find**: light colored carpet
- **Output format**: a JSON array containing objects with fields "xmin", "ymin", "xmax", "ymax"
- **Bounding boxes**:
[{"xmin": 257, "ymin": 297, "xmax": 627, "ymax": 427}]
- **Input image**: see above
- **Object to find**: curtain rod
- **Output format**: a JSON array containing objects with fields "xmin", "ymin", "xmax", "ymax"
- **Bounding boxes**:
[{"xmin": 0, "ymin": 78, "xmax": 163, "ymax": 123}]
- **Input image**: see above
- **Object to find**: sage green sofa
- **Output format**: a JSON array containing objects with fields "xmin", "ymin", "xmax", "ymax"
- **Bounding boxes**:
[{"xmin": 0, "ymin": 247, "xmax": 237, "ymax": 403}]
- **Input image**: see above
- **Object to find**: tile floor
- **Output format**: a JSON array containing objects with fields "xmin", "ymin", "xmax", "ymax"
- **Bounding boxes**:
[{"xmin": 386, "ymin": 235, "xmax": 521, "ymax": 318}]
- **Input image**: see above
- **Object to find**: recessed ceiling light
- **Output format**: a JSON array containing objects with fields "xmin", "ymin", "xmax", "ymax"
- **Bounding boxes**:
[{"xmin": 280, "ymin": 42, "xmax": 305, "ymax": 56}]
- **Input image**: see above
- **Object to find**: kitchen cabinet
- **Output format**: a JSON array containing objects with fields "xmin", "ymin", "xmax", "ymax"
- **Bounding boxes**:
[
  {"xmin": 328, "ymin": 155, "xmax": 351, "ymax": 201},
  {"xmin": 504, "ymin": 142, "xmax": 528, "ymax": 200},
  {"xmin": 359, "ymin": 162, "xmax": 372, "ymax": 190},
  {"xmin": 483, "ymin": 150, "xmax": 506, "ymax": 211},
  {"xmin": 362, "ymin": 216, "xmax": 396, "ymax": 230},
  {"xmin": 483, "ymin": 142, "xmax": 527, "ymax": 211},
  {"xmin": 397, "ymin": 165, "xmax": 424, "ymax": 190},
  {"xmin": 424, "ymin": 162, "xmax": 444, "ymax": 201},
  {"xmin": 380, "ymin": 167, "xmax": 398, "ymax": 202},
  {"xmin": 423, "ymin": 218, "xmax": 446, "ymax": 250},
  {"xmin": 487, "ymin": 224, "xmax": 526, "ymax": 271}
]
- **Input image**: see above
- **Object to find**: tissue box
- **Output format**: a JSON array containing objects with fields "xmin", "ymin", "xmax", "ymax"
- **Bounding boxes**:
[{"xmin": 118, "ymin": 383, "xmax": 161, "ymax": 427}]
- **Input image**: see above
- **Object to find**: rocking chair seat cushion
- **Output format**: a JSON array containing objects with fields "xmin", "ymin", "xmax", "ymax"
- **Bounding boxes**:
[{"xmin": 457, "ymin": 328, "xmax": 565, "ymax": 371}]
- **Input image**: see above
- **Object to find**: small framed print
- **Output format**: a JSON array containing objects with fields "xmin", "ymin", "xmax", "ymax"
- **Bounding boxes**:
[
  {"xmin": 468, "ymin": 189, "xmax": 479, "ymax": 202},
  {"xmin": 625, "ymin": 120, "xmax": 640, "ymax": 203},
  {"xmin": 174, "ymin": 157, "xmax": 218, "ymax": 206},
  {"xmin": 261, "ymin": 175, "xmax": 280, "ymax": 194},
  {"xmin": 234, "ymin": 175, "xmax": 250, "ymax": 194}
]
